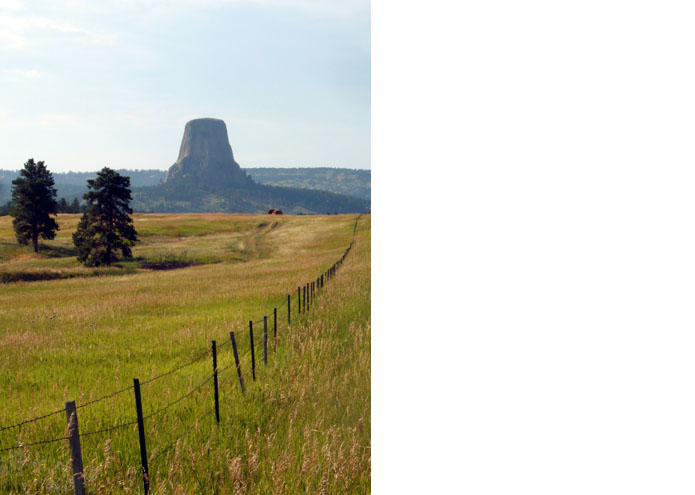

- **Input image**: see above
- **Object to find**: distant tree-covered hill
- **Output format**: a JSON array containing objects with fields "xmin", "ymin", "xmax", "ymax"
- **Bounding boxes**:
[
  {"xmin": 0, "ymin": 167, "xmax": 370, "ymax": 204},
  {"xmin": 131, "ymin": 181, "xmax": 369, "ymax": 215},
  {"xmin": 0, "ymin": 167, "xmax": 370, "ymax": 213},
  {"xmin": 244, "ymin": 168, "xmax": 371, "ymax": 201},
  {"xmin": 0, "ymin": 169, "xmax": 165, "ymax": 204}
]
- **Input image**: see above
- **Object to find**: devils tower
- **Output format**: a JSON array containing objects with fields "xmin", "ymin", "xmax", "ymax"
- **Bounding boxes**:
[
  {"xmin": 164, "ymin": 118, "xmax": 253, "ymax": 187},
  {"xmin": 132, "ymin": 117, "xmax": 369, "ymax": 213}
]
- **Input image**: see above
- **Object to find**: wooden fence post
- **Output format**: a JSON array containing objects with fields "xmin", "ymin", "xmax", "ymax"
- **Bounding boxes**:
[
  {"xmin": 65, "ymin": 401, "xmax": 86, "ymax": 495},
  {"xmin": 212, "ymin": 340, "xmax": 220, "ymax": 424},
  {"xmin": 298, "ymin": 287, "xmax": 301, "ymax": 314},
  {"xmin": 274, "ymin": 307, "xmax": 278, "ymax": 352},
  {"xmin": 287, "ymin": 294, "xmax": 291, "ymax": 324},
  {"xmin": 249, "ymin": 321, "xmax": 256, "ymax": 381},
  {"xmin": 229, "ymin": 331, "xmax": 245, "ymax": 393},
  {"xmin": 303, "ymin": 285, "xmax": 306, "ymax": 312},
  {"xmin": 133, "ymin": 378, "xmax": 150, "ymax": 495},
  {"xmin": 263, "ymin": 316, "xmax": 268, "ymax": 365}
]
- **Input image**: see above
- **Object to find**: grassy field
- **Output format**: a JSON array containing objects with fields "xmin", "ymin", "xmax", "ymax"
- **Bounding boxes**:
[{"xmin": 0, "ymin": 213, "xmax": 371, "ymax": 494}]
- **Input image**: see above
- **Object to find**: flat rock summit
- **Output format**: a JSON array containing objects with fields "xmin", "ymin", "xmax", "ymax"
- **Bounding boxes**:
[{"xmin": 164, "ymin": 118, "xmax": 253, "ymax": 187}]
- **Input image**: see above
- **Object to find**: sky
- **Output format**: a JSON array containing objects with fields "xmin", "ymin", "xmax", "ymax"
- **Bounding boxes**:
[{"xmin": 0, "ymin": 0, "xmax": 370, "ymax": 172}]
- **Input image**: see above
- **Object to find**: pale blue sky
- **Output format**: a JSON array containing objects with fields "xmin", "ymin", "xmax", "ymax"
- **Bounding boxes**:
[{"xmin": 0, "ymin": 0, "xmax": 370, "ymax": 172}]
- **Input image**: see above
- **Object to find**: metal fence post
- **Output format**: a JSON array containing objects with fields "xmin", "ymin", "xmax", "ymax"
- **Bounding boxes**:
[
  {"xmin": 249, "ymin": 321, "xmax": 256, "ymax": 381},
  {"xmin": 65, "ymin": 401, "xmax": 86, "ymax": 495},
  {"xmin": 133, "ymin": 378, "xmax": 150, "ymax": 495},
  {"xmin": 263, "ymin": 316, "xmax": 268, "ymax": 365},
  {"xmin": 229, "ymin": 331, "xmax": 245, "ymax": 393},
  {"xmin": 212, "ymin": 340, "xmax": 220, "ymax": 424}
]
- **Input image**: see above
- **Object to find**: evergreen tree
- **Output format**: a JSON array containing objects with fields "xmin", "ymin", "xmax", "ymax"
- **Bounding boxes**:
[
  {"xmin": 0, "ymin": 201, "xmax": 12, "ymax": 216},
  {"xmin": 57, "ymin": 197, "xmax": 69, "ymax": 213},
  {"xmin": 73, "ymin": 167, "xmax": 138, "ymax": 266},
  {"xmin": 69, "ymin": 197, "xmax": 80, "ymax": 213},
  {"xmin": 11, "ymin": 159, "xmax": 59, "ymax": 253}
]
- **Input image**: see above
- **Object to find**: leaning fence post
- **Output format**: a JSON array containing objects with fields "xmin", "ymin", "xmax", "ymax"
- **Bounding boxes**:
[
  {"xmin": 249, "ymin": 321, "xmax": 256, "ymax": 380},
  {"xmin": 133, "ymin": 378, "xmax": 150, "ymax": 495},
  {"xmin": 212, "ymin": 340, "xmax": 220, "ymax": 424},
  {"xmin": 273, "ymin": 307, "xmax": 278, "ymax": 352},
  {"xmin": 229, "ymin": 331, "xmax": 245, "ymax": 393},
  {"xmin": 263, "ymin": 316, "xmax": 268, "ymax": 365},
  {"xmin": 65, "ymin": 401, "xmax": 86, "ymax": 495}
]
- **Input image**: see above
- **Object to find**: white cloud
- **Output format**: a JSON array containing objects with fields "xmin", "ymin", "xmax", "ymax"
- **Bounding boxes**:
[
  {"xmin": 110, "ymin": 0, "xmax": 368, "ymax": 18},
  {"xmin": 0, "ymin": 12, "xmax": 119, "ymax": 52},
  {"xmin": 1, "ymin": 68, "xmax": 42, "ymax": 81},
  {"xmin": 0, "ymin": 0, "xmax": 23, "ymax": 10},
  {"xmin": 37, "ymin": 113, "xmax": 78, "ymax": 127}
]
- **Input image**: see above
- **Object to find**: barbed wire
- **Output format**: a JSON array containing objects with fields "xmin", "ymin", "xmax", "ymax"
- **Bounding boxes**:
[
  {"xmin": 0, "ymin": 407, "xmax": 65, "ymax": 433},
  {"xmin": 81, "ymin": 419, "xmax": 138, "ymax": 438},
  {"xmin": 143, "ymin": 373, "xmax": 215, "ymax": 421},
  {"xmin": 76, "ymin": 384, "xmax": 135, "ymax": 410},
  {"xmin": 150, "ymin": 407, "xmax": 215, "ymax": 463},
  {"xmin": 0, "ymin": 435, "xmax": 70, "ymax": 453},
  {"xmin": 140, "ymin": 348, "xmax": 210, "ymax": 387}
]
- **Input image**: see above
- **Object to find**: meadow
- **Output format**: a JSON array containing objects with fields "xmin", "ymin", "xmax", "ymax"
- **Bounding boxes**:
[{"xmin": 0, "ymin": 213, "xmax": 371, "ymax": 494}]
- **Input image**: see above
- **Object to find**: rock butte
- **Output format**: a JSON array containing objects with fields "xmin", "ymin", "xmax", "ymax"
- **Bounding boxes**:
[{"xmin": 164, "ymin": 118, "xmax": 254, "ymax": 188}]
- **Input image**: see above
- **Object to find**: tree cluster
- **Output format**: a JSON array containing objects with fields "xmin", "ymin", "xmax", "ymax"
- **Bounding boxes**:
[
  {"xmin": 10, "ymin": 159, "xmax": 137, "ymax": 265},
  {"xmin": 57, "ymin": 197, "xmax": 85, "ymax": 213}
]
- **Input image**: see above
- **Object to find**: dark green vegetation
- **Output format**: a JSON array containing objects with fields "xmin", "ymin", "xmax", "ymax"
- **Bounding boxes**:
[
  {"xmin": 0, "ymin": 168, "xmax": 370, "ymax": 214},
  {"xmin": 73, "ymin": 168, "xmax": 138, "ymax": 266},
  {"xmin": 131, "ymin": 180, "xmax": 369, "ymax": 215},
  {"xmin": 0, "ymin": 214, "xmax": 371, "ymax": 493},
  {"xmin": 0, "ymin": 169, "xmax": 163, "ymax": 204},
  {"xmin": 246, "ymin": 167, "xmax": 371, "ymax": 201},
  {"xmin": 10, "ymin": 159, "xmax": 59, "ymax": 253}
]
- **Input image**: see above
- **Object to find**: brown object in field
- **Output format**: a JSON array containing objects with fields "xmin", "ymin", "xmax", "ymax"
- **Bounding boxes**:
[
  {"xmin": 267, "ymin": 209, "xmax": 276, "ymax": 214},
  {"xmin": 274, "ymin": 209, "xmax": 283, "ymax": 215}
]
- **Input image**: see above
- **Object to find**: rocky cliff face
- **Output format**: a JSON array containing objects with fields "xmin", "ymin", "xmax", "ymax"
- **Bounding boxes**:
[{"xmin": 164, "ymin": 118, "xmax": 253, "ymax": 188}]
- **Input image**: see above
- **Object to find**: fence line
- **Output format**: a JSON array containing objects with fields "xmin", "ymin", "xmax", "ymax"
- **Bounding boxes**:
[{"xmin": 0, "ymin": 214, "xmax": 362, "ymax": 493}]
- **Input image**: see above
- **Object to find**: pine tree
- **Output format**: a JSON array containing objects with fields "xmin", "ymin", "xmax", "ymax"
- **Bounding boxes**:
[
  {"xmin": 73, "ymin": 167, "xmax": 138, "ymax": 266},
  {"xmin": 11, "ymin": 159, "xmax": 59, "ymax": 253},
  {"xmin": 57, "ymin": 198, "xmax": 69, "ymax": 213}
]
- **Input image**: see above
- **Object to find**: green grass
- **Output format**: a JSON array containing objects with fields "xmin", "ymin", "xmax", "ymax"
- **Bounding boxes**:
[
  {"xmin": 0, "ymin": 214, "xmax": 289, "ymax": 279},
  {"xmin": 0, "ymin": 213, "xmax": 371, "ymax": 494}
]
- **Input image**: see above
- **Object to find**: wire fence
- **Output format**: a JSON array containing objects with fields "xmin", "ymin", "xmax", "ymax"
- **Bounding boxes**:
[{"xmin": 0, "ymin": 214, "xmax": 361, "ymax": 494}]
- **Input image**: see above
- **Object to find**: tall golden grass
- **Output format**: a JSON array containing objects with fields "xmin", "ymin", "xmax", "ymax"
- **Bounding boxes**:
[{"xmin": 0, "ymin": 213, "xmax": 370, "ymax": 494}]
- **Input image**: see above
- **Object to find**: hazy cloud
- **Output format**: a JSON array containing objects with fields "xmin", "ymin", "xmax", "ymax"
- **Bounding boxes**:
[
  {"xmin": 1, "ymin": 68, "xmax": 42, "ymax": 81},
  {"xmin": 0, "ymin": 12, "xmax": 119, "ymax": 51},
  {"xmin": 37, "ymin": 113, "xmax": 78, "ymax": 127}
]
